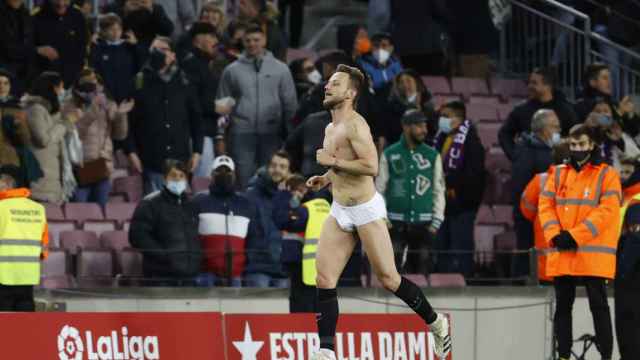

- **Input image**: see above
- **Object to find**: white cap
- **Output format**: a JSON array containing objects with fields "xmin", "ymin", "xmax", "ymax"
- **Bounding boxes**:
[{"xmin": 212, "ymin": 155, "xmax": 235, "ymax": 171}]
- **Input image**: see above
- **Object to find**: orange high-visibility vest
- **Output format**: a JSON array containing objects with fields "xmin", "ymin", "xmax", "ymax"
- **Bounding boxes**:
[
  {"xmin": 538, "ymin": 163, "xmax": 621, "ymax": 279},
  {"xmin": 520, "ymin": 171, "xmax": 552, "ymax": 281}
]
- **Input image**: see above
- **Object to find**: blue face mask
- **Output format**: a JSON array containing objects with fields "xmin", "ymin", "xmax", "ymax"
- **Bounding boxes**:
[
  {"xmin": 166, "ymin": 180, "xmax": 187, "ymax": 196},
  {"xmin": 597, "ymin": 114, "xmax": 612, "ymax": 127},
  {"xmin": 57, "ymin": 90, "xmax": 67, "ymax": 104},
  {"xmin": 550, "ymin": 132, "xmax": 562, "ymax": 146},
  {"xmin": 438, "ymin": 116, "xmax": 453, "ymax": 134}
]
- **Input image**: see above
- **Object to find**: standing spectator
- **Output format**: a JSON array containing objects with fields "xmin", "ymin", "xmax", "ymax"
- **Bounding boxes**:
[
  {"xmin": 126, "ymin": 36, "xmax": 203, "ymax": 195},
  {"xmin": 33, "ymin": 0, "xmax": 88, "ymax": 88},
  {"xmin": 191, "ymin": 155, "xmax": 262, "ymax": 287},
  {"xmin": 154, "ymin": 0, "xmax": 195, "ymax": 39},
  {"xmin": 129, "ymin": 159, "xmax": 202, "ymax": 286},
  {"xmin": 285, "ymin": 111, "xmax": 330, "ymax": 177},
  {"xmin": 69, "ymin": 80, "xmax": 131, "ymax": 208},
  {"xmin": 434, "ymin": 101, "xmax": 486, "ymax": 276},
  {"xmin": 0, "ymin": 0, "xmax": 37, "ymax": 95},
  {"xmin": 104, "ymin": 0, "xmax": 174, "ymax": 49},
  {"xmin": 175, "ymin": 2, "xmax": 227, "ymax": 60},
  {"xmin": 289, "ymin": 57, "xmax": 321, "ymax": 100},
  {"xmin": 217, "ymin": 24, "xmax": 297, "ymax": 189},
  {"xmin": 237, "ymin": 0, "xmax": 287, "ymax": 61},
  {"xmin": 510, "ymin": 109, "xmax": 560, "ymax": 279},
  {"xmin": 498, "ymin": 67, "xmax": 578, "ymax": 161},
  {"xmin": 25, "ymin": 72, "xmax": 80, "ymax": 204},
  {"xmin": 0, "ymin": 165, "xmax": 48, "ymax": 312},
  {"xmin": 539, "ymin": 124, "xmax": 620, "ymax": 360},
  {"xmin": 90, "ymin": 13, "xmax": 141, "ymax": 104},
  {"xmin": 182, "ymin": 23, "xmax": 231, "ymax": 177},
  {"xmin": 244, "ymin": 150, "xmax": 292, "ymax": 287},
  {"xmin": 376, "ymin": 109, "xmax": 445, "ymax": 275},
  {"xmin": 357, "ymin": 32, "xmax": 403, "ymax": 98}
]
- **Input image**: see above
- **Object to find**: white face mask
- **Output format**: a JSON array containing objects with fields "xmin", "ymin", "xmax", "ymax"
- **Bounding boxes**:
[
  {"xmin": 307, "ymin": 69, "xmax": 322, "ymax": 85},
  {"xmin": 374, "ymin": 49, "xmax": 391, "ymax": 64},
  {"xmin": 549, "ymin": 132, "xmax": 561, "ymax": 146},
  {"xmin": 166, "ymin": 180, "xmax": 187, "ymax": 196},
  {"xmin": 407, "ymin": 93, "xmax": 417, "ymax": 104},
  {"xmin": 438, "ymin": 116, "xmax": 453, "ymax": 134}
]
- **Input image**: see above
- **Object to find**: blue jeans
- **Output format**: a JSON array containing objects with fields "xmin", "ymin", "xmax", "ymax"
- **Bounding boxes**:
[
  {"xmin": 194, "ymin": 136, "xmax": 215, "ymax": 178},
  {"xmin": 436, "ymin": 210, "xmax": 477, "ymax": 276},
  {"xmin": 73, "ymin": 179, "xmax": 111, "ymax": 208},
  {"xmin": 142, "ymin": 169, "xmax": 165, "ymax": 195},
  {"xmin": 229, "ymin": 133, "xmax": 282, "ymax": 190},
  {"xmin": 244, "ymin": 273, "xmax": 290, "ymax": 288}
]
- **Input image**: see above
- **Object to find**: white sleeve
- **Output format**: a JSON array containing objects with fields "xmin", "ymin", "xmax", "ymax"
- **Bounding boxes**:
[{"xmin": 431, "ymin": 153, "xmax": 446, "ymax": 229}]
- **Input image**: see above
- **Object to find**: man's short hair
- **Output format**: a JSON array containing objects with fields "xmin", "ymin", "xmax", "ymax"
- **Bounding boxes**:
[
  {"xmin": 271, "ymin": 149, "xmax": 291, "ymax": 164},
  {"xmin": 442, "ymin": 100, "xmax": 467, "ymax": 120},
  {"xmin": 335, "ymin": 64, "xmax": 364, "ymax": 107},
  {"xmin": 531, "ymin": 67, "xmax": 555, "ymax": 88},
  {"xmin": 99, "ymin": 13, "xmax": 122, "ymax": 32},
  {"xmin": 286, "ymin": 174, "xmax": 306, "ymax": 190},
  {"xmin": 190, "ymin": 22, "xmax": 219, "ymax": 40},
  {"xmin": 620, "ymin": 156, "xmax": 639, "ymax": 168},
  {"xmin": 584, "ymin": 63, "xmax": 609, "ymax": 86},
  {"xmin": 245, "ymin": 23, "xmax": 264, "ymax": 36},
  {"xmin": 162, "ymin": 159, "xmax": 190, "ymax": 177},
  {"xmin": 371, "ymin": 32, "xmax": 393, "ymax": 45},
  {"xmin": 531, "ymin": 109, "xmax": 554, "ymax": 133},
  {"xmin": 569, "ymin": 123, "xmax": 595, "ymax": 141},
  {"xmin": 152, "ymin": 36, "xmax": 173, "ymax": 50}
]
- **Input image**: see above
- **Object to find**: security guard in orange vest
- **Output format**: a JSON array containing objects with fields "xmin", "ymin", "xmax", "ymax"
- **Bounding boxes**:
[
  {"xmin": 539, "ymin": 124, "xmax": 620, "ymax": 360},
  {"xmin": 0, "ymin": 165, "xmax": 49, "ymax": 312}
]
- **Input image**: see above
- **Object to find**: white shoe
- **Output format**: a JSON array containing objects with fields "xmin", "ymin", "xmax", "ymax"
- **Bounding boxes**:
[
  {"xmin": 310, "ymin": 348, "xmax": 336, "ymax": 360},
  {"xmin": 430, "ymin": 313, "xmax": 452, "ymax": 359}
]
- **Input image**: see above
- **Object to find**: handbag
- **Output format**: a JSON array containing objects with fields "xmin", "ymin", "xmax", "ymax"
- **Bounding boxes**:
[{"xmin": 75, "ymin": 157, "xmax": 110, "ymax": 186}]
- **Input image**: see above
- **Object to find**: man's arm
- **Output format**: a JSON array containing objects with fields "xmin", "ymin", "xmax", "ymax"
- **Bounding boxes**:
[
  {"xmin": 326, "ymin": 119, "xmax": 379, "ymax": 176},
  {"xmin": 375, "ymin": 152, "xmax": 389, "ymax": 194}
]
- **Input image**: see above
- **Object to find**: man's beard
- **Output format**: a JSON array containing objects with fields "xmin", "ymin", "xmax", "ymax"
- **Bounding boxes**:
[
  {"xmin": 411, "ymin": 133, "xmax": 426, "ymax": 144},
  {"xmin": 323, "ymin": 97, "xmax": 345, "ymax": 110}
]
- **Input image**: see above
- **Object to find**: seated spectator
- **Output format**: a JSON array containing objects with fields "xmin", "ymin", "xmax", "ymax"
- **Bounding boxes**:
[
  {"xmin": 285, "ymin": 110, "xmax": 330, "ymax": 177},
  {"xmin": 217, "ymin": 24, "xmax": 296, "ymax": 189},
  {"xmin": 33, "ymin": 0, "xmax": 88, "ymax": 87},
  {"xmin": 104, "ymin": 0, "xmax": 174, "ymax": 49},
  {"xmin": 69, "ymin": 79, "xmax": 132, "ymax": 207},
  {"xmin": 126, "ymin": 36, "xmax": 203, "ymax": 195},
  {"xmin": 357, "ymin": 32, "xmax": 403, "ymax": 98},
  {"xmin": 434, "ymin": 101, "xmax": 486, "ymax": 276},
  {"xmin": 237, "ymin": 0, "xmax": 287, "ymax": 61},
  {"xmin": 90, "ymin": 13, "xmax": 142, "ymax": 103},
  {"xmin": 175, "ymin": 1, "xmax": 226, "ymax": 60},
  {"xmin": 129, "ymin": 159, "xmax": 202, "ymax": 286},
  {"xmin": 25, "ymin": 72, "xmax": 81, "ymax": 204},
  {"xmin": 337, "ymin": 24, "xmax": 371, "ymax": 61},
  {"xmin": 244, "ymin": 150, "xmax": 292, "ymax": 287},
  {"xmin": 382, "ymin": 70, "xmax": 433, "ymax": 147},
  {"xmin": 154, "ymin": 0, "xmax": 195, "ymax": 39},
  {"xmin": 0, "ymin": 0, "xmax": 37, "ymax": 95},
  {"xmin": 575, "ymin": 63, "xmax": 640, "ymax": 139},
  {"xmin": 289, "ymin": 57, "xmax": 321, "ymax": 100},
  {"xmin": 183, "ymin": 23, "xmax": 231, "ymax": 178},
  {"xmin": 498, "ymin": 67, "xmax": 577, "ymax": 160},
  {"xmin": 191, "ymin": 155, "xmax": 262, "ymax": 287}
]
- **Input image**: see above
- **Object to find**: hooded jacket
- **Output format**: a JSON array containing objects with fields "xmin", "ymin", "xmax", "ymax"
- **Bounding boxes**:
[
  {"xmin": 217, "ymin": 51, "xmax": 297, "ymax": 135},
  {"xmin": 511, "ymin": 133, "xmax": 553, "ymax": 213},
  {"xmin": 357, "ymin": 53, "xmax": 404, "ymax": 92}
]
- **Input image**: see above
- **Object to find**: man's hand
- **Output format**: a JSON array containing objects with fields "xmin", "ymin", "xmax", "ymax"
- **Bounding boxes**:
[
  {"xmin": 306, "ymin": 175, "xmax": 330, "ymax": 192},
  {"xmin": 124, "ymin": 30, "xmax": 138, "ymax": 45},
  {"xmin": 37, "ymin": 46, "xmax": 59, "ymax": 61},
  {"xmin": 316, "ymin": 149, "xmax": 336, "ymax": 167},
  {"xmin": 140, "ymin": 0, "xmax": 153, "ymax": 11},
  {"xmin": 427, "ymin": 226, "xmax": 438, "ymax": 237},
  {"xmin": 190, "ymin": 153, "xmax": 201, "ymax": 172},
  {"xmin": 551, "ymin": 231, "xmax": 578, "ymax": 250},
  {"xmin": 128, "ymin": 153, "xmax": 143, "ymax": 173},
  {"xmin": 619, "ymin": 96, "xmax": 635, "ymax": 116},
  {"xmin": 117, "ymin": 99, "xmax": 135, "ymax": 114}
]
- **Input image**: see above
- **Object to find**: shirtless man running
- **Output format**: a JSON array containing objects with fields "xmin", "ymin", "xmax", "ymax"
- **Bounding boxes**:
[{"xmin": 307, "ymin": 64, "xmax": 451, "ymax": 360}]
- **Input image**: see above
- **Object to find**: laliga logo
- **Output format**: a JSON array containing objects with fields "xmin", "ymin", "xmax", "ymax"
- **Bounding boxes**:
[{"xmin": 57, "ymin": 325, "xmax": 160, "ymax": 360}]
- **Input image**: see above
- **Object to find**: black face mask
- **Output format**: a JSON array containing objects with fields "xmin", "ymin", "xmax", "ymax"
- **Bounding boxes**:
[
  {"xmin": 148, "ymin": 48, "xmax": 167, "ymax": 71},
  {"xmin": 570, "ymin": 150, "xmax": 591, "ymax": 164},
  {"xmin": 213, "ymin": 173, "xmax": 234, "ymax": 194}
]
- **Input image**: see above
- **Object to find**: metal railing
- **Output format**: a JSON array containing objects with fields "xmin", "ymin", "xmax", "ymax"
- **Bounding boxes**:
[{"xmin": 499, "ymin": 0, "xmax": 640, "ymax": 100}]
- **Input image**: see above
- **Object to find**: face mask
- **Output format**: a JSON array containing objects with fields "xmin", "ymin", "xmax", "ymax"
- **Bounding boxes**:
[
  {"xmin": 373, "ymin": 49, "xmax": 391, "ymax": 64},
  {"xmin": 570, "ymin": 150, "xmax": 591, "ymax": 163},
  {"xmin": 307, "ymin": 69, "xmax": 322, "ymax": 85},
  {"xmin": 355, "ymin": 38, "xmax": 371, "ymax": 55},
  {"xmin": 149, "ymin": 48, "xmax": 167, "ymax": 71},
  {"xmin": 549, "ymin": 132, "xmax": 561, "ymax": 146},
  {"xmin": 438, "ymin": 116, "xmax": 453, "ymax": 134},
  {"xmin": 166, "ymin": 180, "xmax": 187, "ymax": 196},
  {"xmin": 214, "ymin": 173, "xmax": 234, "ymax": 193},
  {"xmin": 289, "ymin": 195, "xmax": 301, "ymax": 209},
  {"xmin": 406, "ymin": 93, "xmax": 417, "ymax": 104},
  {"xmin": 58, "ymin": 89, "xmax": 67, "ymax": 104},
  {"xmin": 597, "ymin": 114, "xmax": 612, "ymax": 127}
]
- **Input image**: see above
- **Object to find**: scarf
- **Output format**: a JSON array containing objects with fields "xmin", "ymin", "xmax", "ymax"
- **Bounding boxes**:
[{"xmin": 442, "ymin": 119, "xmax": 472, "ymax": 172}]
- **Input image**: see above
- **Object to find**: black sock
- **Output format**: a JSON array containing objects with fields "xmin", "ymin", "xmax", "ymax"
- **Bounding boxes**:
[
  {"xmin": 394, "ymin": 277, "xmax": 437, "ymax": 324},
  {"xmin": 317, "ymin": 288, "xmax": 338, "ymax": 351}
]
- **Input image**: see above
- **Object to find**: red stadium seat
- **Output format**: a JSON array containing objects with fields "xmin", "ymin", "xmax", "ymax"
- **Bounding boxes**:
[
  {"xmin": 191, "ymin": 176, "xmax": 211, "ymax": 194},
  {"xmin": 60, "ymin": 230, "xmax": 100, "ymax": 255},
  {"xmin": 43, "ymin": 203, "xmax": 65, "ymax": 221},
  {"xmin": 451, "ymin": 77, "xmax": 490, "ymax": 98},
  {"xmin": 83, "ymin": 220, "xmax": 117, "ymax": 238},
  {"xmin": 477, "ymin": 123, "xmax": 501, "ymax": 148},
  {"xmin": 65, "ymin": 202, "xmax": 104, "ymax": 225},
  {"xmin": 48, "ymin": 221, "xmax": 77, "ymax": 247},
  {"xmin": 76, "ymin": 249, "xmax": 114, "ymax": 287},
  {"xmin": 100, "ymin": 231, "xmax": 130, "ymax": 251},
  {"xmin": 42, "ymin": 248, "xmax": 69, "ymax": 276},
  {"xmin": 428, "ymin": 273, "xmax": 466, "ymax": 287},
  {"xmin": 467, "ymin": 103, "xmax": 499, "ymax": 123},
  {"xmin": 105, "ymin": 203, "xmax": 137, "ymax": 227},
  {"xmin": 421, "ymin": 76, "xmax": 451, "ymax": 94},
  {"xmin": 112, "ymin": 175, "xmax": 143, "ymax": 203},
  {"xmin": 490, "ymin": 78, "xmax": 529, "ymax": 99}
]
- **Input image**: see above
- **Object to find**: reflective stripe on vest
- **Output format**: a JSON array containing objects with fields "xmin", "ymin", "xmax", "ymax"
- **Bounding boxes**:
[
  {"xmin": 302, "ymin": 198, "xmax": 331, "ymax": 286},
  {"xmin": 540, "ymin": 245, "xmax": 617, "ymax": 255},
  {"xmin": 0, "ymin": 197, "xmax": 46, "ymax": 285},
  {"xmin": 548, "ymin": 166, "xmax": 621, "ymax": 207},
  {"xmin": 620, "ymin": 193, "xmax": 640, "ymax": 229}
]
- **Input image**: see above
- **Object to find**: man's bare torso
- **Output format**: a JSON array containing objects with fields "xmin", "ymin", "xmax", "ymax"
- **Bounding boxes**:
[{"xmin": 323, "ymin": 112, "xmax": 376, "ymax": 206}]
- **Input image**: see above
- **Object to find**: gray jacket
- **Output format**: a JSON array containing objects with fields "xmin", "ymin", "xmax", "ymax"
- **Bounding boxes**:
[{"xmin": 217, "ymin": 51, "xmax": 297, "ymax": 135}]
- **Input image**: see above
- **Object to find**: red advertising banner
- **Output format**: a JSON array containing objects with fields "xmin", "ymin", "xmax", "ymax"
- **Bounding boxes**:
[
  {"xmin": 224, "ymin": 313, "xmax": 452, "ymax": 360},
  {"xmin": 0, "ymin": 312, "xmax": 224, "ymax": 359}
]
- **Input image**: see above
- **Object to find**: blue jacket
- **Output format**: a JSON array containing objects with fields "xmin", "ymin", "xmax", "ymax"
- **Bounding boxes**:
[
  {"xmin": 273, "ymin": 190, "xmax": 308, "ymax": 264},
  {"xmin": 90, "ymin": 39, "xmax": 142, "ymax": 103},
  {"xmin": 244, "ymin": 171, "xmax": 286, "ymax": 276},
  {"xmin": 357, "ymin": 54, "xmax": 403, "ymax": 91}
]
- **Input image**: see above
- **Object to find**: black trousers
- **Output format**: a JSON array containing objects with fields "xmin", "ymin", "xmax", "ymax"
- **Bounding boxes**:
[
  {"xmin": 0, "ymin": 285, "xmax": 35, "ymax": 312},
  {"xmin": 287, "ymin": 263, "xmax": 317, "ymax": 313},
  {"xmin": 554, "ymin": 276, "xmax": 613, "ymax": 359},
  {"xmin": 390, "ymin": 222, "xmax": 433, "ymax": 275},
  {"xmin": 513, "ymin": 215, "xmax": 534, "ymax": 279},
  {"xmin": 615, "ymin": 262, "xmax": 640, "ymax": 360}
]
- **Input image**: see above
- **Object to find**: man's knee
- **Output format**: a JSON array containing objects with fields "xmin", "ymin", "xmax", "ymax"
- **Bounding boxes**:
[
  {"xmin": 377, "ymin": 271, "xmax": 401, "ymax": 292},
  {"xmin": 316, "ymin": 271, "xmax": 338, "ymax": 289}
]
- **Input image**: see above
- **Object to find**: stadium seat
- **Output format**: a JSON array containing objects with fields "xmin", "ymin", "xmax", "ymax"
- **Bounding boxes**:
[
  {"xmin": 105, "ymin": 203, "xmax": 137, "ymax": 228},
  {"xmin": 123, "ymin": 221, "xmax": 131, "ymax": 233},
  {"xmin": 494, "ymin": 230, "xmax": 517, "ymax": 251},
  {"xmin": 468, "ymin": 95, "xmax": 501, "ymax": 105},
  {"xmin": 433, "ymin": 94, "xmax": 463, "ymax": 107},
  {"xmin": 497, "ymin": 103, "xmax": 515, "ymax": 121},
  {"xmin": 76, "ymin": 249, "xmax": 114, "ymax": 287},
  {"xmin": 477, "ymin": 123, "xmax": 501, "ymax": 148},
  {"xmin": 110, "ymin": 168, "xmax": 129, "ymax": 182},
  {"xmin": 476, "ymin": 205, "xmax": 496, "ymax": 224},
  {"xmin": 48, "ymin": 221, "xmax": 77, "ymax": 247},
  {"xmin": 191, "ymin": 176, "xmax": 211, "ymax": 194},
  {"xmin": 100, "ymin": 231, "xmax": 130, "ymax": 251},
  {"xmin": 83, "ymin": 220, "xmax": 117, "ymax": 238},
  {"xmin": 490, "ymin": 78, "xmax": 528, "ymax": 99},
  {"xmin": 40, "ymin": 275, "xmax": 75, "ymax": 289},
  {"xmin": 421, "ymin": 76, "xmax": 451, "ymax": 94},
  {"xmin": 112, "ymin": 175, "xmax": 143, "ymax": 203},
  {"xmin": 428, "ymin": 273, "xmax": 466, "ymax": 287},
  {"xmin": 492, "ymin": 205, "xmax": 513, "ymax": 227},
  {"xmin": 467, "ymin": 104, "xmax": 499, "ymax": 123},
  {"xmin": 404, "ymin": 274, "xmax": 428, "ymax": 287},
  {"xmin": 42, "ymin": 248, "xmax": 69, "ymax": 276},
  {"xmin": 474, "ymin": 224, "xmax": 505, "ymax": 265},
  {"xmin": 113, "ymin": 150, "xmax": 129, "ymax": 169},
  {"xmin": 60, "ymin": 230, "xmax": 100, "ymax": 255},
  {"xmin": 115, "ymin": 249, "xmax": 143, "ymax": 286},
  {"xmin": 43, "ymin": 203, "xmax": 65, "ymax": 221},
  {"xmin": 286, "ymin": 48, "xmax": 316, "ymax": 63},
  {"xmin": 65, "ymin": 202, "xmax": 104, "ymax": 225},
  {"xmin": 107, "ymin": 194, "xmax": 127, "ymax": 203},
  {"xmin": 451, "ymin": 77, "xmax": 490, "ymax": 98}
]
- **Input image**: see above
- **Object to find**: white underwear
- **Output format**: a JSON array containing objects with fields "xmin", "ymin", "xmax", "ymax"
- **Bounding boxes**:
[{"xmin": 329, "ymin": 192, "xmax": 387, "ymax": 232}]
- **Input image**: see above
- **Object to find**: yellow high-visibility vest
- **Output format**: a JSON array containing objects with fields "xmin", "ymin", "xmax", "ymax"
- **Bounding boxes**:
[
  {"xmin": 302, "ymin": 198, "xmax": 330, "ymax": 286},
  {"xmin": 621, "ymin": 193, "xmax": 640, "ymax": 229},
  {"xmin": 0, "ymin": 195, "xmax": 47, "ymax": 285}
]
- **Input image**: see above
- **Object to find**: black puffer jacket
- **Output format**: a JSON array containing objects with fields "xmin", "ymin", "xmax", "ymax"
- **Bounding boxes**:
[
  {"xmin": 182, "ymin": 48, "xmax": 222, "ymax": 138},
  {"xmin": 129, "ymin": 188, "xmax": 202, "ymax": 278},
  {"xmin": 510, "ymin": 133, "xmax": 553, "ymax": 213},
  {"xmin": 0, "ymin": 1, "xmax": 36, "ymax": 93},
  {"xmin": 103, "ymin": 1, "xmax": 174, "ymax": 48}
]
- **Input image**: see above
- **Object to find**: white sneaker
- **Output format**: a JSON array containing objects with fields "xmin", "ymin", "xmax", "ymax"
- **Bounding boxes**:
[
  {"xmin": 310, "ymin": 348, "xmax": 337, "ymax": 360},
  {"xmin": 430, "ymin": 313, "xmax": 452, "ymax": 359}
]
